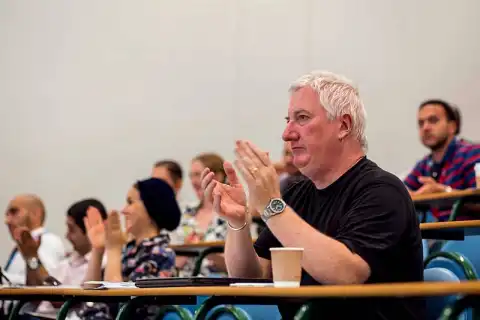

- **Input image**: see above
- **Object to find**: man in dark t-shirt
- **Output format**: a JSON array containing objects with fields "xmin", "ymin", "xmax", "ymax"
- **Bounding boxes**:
[
  {"xmin": 255, "ymin": 157, "xmax": 424, "ymax": 318},
  {"xmin": 200, "ymin": 70, "xmax": 425, "ymax": 319}
]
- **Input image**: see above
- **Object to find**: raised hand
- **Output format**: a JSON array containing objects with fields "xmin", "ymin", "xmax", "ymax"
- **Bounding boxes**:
[
  {"xmin": 234, "ymin": 140, "xmax": 281, "ymax": 214},
  {"xmin": 84, "ymin": 206, "xmax": 106, "ymax": 250},
  {"xmin": 201, "ymin": 160, "xmax": 248, "ymax": 226},
  {"xmin": 105, "ymin": 210, "xmax": 126, "ymax": 250}
]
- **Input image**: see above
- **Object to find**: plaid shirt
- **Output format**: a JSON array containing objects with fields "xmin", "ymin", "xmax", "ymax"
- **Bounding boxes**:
[{"xmin": 404, "ymin": 137, "xmax": 480, "ymax": 221}]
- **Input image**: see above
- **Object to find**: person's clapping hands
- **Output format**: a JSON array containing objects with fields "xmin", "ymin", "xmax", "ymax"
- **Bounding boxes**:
[
  {"xmin": 200, "ymin": 140, "xmax": 281, "ymax": 227},
  {"xmin": 84, "ymin": 206, "xmax": 106, "ymax": 251},
  {"xmin": 201, "ymin": 159, "xmax": 248, "ymax": 227},
  {"xmin": 232, "ymin": 140, "xmax": 281, "ymax": 213},
  {"xmin": 104, "ymin": 210, "xmax": 127, "ymax": 251}
]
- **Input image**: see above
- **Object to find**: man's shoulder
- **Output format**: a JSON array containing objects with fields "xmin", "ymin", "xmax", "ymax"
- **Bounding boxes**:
[
  {"xmin": 344, "ymin": 161, "xmax": 417, "ymax": 235},
  {"xmin": 41, "ymin": 231, "xmax": 64, "ymax": 243},
  {"xmin": 282, "ymin": 160, "xmax": 409, "ymax": 201},
  {"xmin": 39, "ymin": 232, "xmax": 66, "ymax": 258},
  {"xmin": 354, "ymin": 160, "xmax": 411, "ymax": 198},
  {"xmin": 456, "ymin": 140, "xmax": 480, "ymax": 158}
]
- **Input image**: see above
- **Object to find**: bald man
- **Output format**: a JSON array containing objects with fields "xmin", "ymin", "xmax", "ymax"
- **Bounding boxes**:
[{"xmin": 3, "ymin": 194, "xmax": 65, "ymax": 285}]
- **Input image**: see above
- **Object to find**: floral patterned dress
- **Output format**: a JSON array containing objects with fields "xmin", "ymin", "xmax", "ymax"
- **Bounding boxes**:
[
  {"xmin": 79, "ymin": 231, "xmax": 176, "ymax": 320},
  {"xmin": 171, "ymin": 205, "xmax": 258, "ymax": 277},
  {"xmin": 170, "ymin": 205, "xmax": 228, "ymax": 277}
]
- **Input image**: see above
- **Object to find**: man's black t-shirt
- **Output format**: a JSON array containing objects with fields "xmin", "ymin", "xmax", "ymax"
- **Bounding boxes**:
[{"xmin": 254, "ymin": 157, "xmax": 425, "ymax": 319}]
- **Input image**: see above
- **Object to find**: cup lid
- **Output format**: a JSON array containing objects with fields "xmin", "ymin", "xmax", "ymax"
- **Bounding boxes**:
[{"xmin": 269, "ymin": 247, "xmax": 304, "ymax": 251}]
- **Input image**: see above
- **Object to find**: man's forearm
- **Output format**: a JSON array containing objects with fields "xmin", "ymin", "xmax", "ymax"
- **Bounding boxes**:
[
  {"xmin": 224, "ymin": 219, "xmax": 264, "ymax": 278},
  {"xmin": 26, "ymin": 266, "xmax": 49, "ymax": 286},
  {"xmin": 25, "ymin": 255, "xmax": 50, "ymax": 286},
  {"xmin": 267, "ymin": 207, "xmax": 370, "ymax": 284}
]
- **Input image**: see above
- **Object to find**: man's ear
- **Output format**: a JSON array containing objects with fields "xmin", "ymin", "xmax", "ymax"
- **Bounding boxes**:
[
  {"xmin": 338, "ymin": 114, "xmax": 353, "ymax": 140},
  {"xmin": 447, "ymin": 120, "xmax": 457, "ymax": 136}
]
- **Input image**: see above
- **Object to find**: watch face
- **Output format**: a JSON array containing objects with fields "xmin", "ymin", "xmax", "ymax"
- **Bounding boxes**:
[
  {"xmin": 28, "ymin": 257, "xmax": 39, "ymax": 269},
  {"xmin": 270, "ymin": 199, "xmax": 285, "ymax": 213}
]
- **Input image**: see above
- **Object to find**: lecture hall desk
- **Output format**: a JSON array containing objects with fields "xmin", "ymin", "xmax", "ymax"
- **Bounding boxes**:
[{"xmin": 1, "ymin": 281, "xmax": 480, "ymax": 320}]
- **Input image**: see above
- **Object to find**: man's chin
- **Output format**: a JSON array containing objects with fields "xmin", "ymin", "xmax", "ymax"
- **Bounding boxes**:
[
  {"xmin": 423, "ymin": 140, "xmax": 445, "ymax": 151},
  {"xmin": 293, "ymin": 155, "xmax": 310, "ymax": 170}
]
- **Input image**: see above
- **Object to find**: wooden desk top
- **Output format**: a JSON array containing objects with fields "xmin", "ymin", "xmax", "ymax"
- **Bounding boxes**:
[
  {"xmin": 412, "ymin": 188, "xmax": 480, "ymax": 207},
  {"xmin": 171, "ymin": 220, "xmax": 480, "ymax": 252},
  {"xmin": 420, "ymin": 220, "xmax": 480, "ymax": 230},
  {"xmin": 420, "ymin": 220, "xmax": 480, "ymax": 240},
  {"xmin": 1, "ymin": 281, "xmax": 480, "ymax": 298}
]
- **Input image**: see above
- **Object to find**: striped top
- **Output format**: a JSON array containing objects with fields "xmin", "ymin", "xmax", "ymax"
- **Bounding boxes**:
[{"xmin": 404, "ymin": 137, "xmax": 480, "ymax": 221}]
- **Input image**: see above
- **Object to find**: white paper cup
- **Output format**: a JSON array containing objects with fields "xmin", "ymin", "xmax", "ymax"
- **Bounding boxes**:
[{"xmin": 270, "ymin": 247, "xmax": 304, "ymax": 288}]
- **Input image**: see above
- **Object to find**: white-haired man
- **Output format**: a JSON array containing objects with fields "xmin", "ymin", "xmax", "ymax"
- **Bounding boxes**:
[{"xmin": 201, "ymin": 71, "xmax": 424, "ymax": 319}]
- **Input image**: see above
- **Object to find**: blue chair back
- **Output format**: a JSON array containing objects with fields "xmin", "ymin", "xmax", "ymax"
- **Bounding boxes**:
[
  {"xmin": 207, "ymin": 305, "xmax": 253, "ymax": 320},
  {"xmin": 424, "ymin": 252, "xmax": 478, "ymax": 281},
  {"xmin": 229, "ymin": 305, "xmax": 281, "ymax": 320},
  {"xmin": 180, "ymin": 295, "xmax": 281, "ymax": 320},
  {"xmin": 441, "ymin": 235, "xmax": 480, "ymax": 275},
  {"xmin": 423, "ymin": 268, "xmax": 468, "ymax": 320},
  {"xmin": 163, "ymin": 309, "xmax": 194, "ymax": 320},
  {"xmin": 422, "ymin": 239, "xmax": 429, "ymax": 260}
]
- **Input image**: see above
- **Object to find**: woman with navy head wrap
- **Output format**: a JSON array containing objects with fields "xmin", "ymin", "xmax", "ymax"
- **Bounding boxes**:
[{"xmin": 79, "ymin": 178, "xmax": 181, "ymax": 320}]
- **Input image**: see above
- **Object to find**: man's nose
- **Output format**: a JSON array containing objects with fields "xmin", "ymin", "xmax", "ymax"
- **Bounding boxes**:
[
  {"xmin": 420, "ymin": 121, "xmax": 432, "ymax": 131},
  {"xmin": 421, "ymin": 125, "xmax": 432, "ymax": 134},
  {"xmin": 282, "ymin": 124, "xmax": 299, "ymax": 141}
]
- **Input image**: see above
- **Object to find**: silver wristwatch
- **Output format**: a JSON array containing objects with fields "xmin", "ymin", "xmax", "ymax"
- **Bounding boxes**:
[
  {"xmin": 26, "ymin": 257, "xmax": 40, "ymax": 270},
  {"xmin": 261, "ymin": 198, "xmax": 287, "ymax": 223}
]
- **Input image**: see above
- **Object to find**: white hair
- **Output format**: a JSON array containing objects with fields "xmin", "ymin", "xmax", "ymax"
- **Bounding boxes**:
[{"xmin": 289, "ymin": 70, "xmax": 367, "ymax": 150}]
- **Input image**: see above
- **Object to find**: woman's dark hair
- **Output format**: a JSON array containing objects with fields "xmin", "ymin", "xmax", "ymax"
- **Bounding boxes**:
[
  {"xmin": 67, "ymin": 198, "xmax": 107, "ymax": 234},
  {"xmin": 154, "ymin": 160, "xmax": 183, "ymax": 183}
]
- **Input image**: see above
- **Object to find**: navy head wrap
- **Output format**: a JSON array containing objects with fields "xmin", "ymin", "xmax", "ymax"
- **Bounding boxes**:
[{"xmin": 136, "ymin": 178, "xmax": 181, "ymax": 231}]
